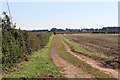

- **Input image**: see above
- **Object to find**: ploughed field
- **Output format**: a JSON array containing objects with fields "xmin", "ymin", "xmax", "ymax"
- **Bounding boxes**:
[{"xmin": 64, "ymin": 34, "xmax": 119, "ymax": 69}]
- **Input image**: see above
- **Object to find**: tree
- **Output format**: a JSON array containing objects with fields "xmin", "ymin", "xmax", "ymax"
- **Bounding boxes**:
[
  {"xmin": 1, "ymin": 12, "xmax": 16, "ymax": 29},
  {"xmin": 50, "ymin": 28, "xmax": 57, "ymax": 32}
]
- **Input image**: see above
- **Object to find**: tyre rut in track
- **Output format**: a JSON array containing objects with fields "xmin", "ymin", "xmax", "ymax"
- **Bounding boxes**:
[
  {"xmin": 51, "ymin": 36, "xmax": 92, "ymax": 78},
  {"xmin": 61, "ymin": 39, "xmax": 118, "ymax": 78}
]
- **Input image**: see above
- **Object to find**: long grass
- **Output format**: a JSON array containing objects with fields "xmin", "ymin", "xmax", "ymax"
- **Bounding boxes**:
[{"xmin": 3, "ymin": 35, "xmax": 62, "ymax": 78}]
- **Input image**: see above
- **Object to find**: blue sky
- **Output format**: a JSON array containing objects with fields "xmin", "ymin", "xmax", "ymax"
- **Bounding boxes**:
[{"xmin": 1, "ymin": 1, "xmax": 118, "ymax": 30}]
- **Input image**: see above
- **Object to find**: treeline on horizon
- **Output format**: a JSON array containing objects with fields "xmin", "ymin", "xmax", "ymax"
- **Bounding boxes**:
[
  {"xmin": 30, "ymin": 27, "xmax": 120, "ymax": 34},
  {"xmin": 0, "ymin": 12, "xmax": 53, "ymax": 70}
]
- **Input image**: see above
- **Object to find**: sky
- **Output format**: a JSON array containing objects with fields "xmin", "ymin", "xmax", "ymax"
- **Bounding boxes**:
[
  {"xmin": 0, "ymin": 0, "xmax": 119, "ymax": 2},
  {"xmin": 1, "ymin": 0, "xmax": 119, "ymax": 30}
]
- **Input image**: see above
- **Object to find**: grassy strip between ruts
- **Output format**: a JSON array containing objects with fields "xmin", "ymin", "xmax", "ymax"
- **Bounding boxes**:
[
  {"xmin": 60, "ymin": 35, "xmax": 112, "ymax": 61},
  {"xmin": 2, "ymin": 35, "xmax": 62, "ymax": 78},
  {"xmin": 56, "ymin": 35, "xmax": 111, "ymax": 78},
  {"xmin": 61, "ymin": 35, "xmax": 95, "ymax": 57}
]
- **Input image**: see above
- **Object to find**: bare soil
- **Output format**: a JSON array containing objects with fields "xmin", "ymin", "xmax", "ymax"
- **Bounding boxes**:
[
  {"xmin": 64, "ymin": 34, "xmax": 119, "ymax": 69},
  {"xmin": 62, "ymin": 40, "xmax": 119, "ymax": 78},
  {"xmin": 64, "ymin": 34, "xmax": 119, "ymax": 59},
  {"xmin": 51, "ymin": 36, "xmax": 92, "ymax": 78}
]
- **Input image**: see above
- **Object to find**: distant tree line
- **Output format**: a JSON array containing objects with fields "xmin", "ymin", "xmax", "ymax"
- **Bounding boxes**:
[
  {"xmin": 30, "ymin": 29, "xmax": 49, "ymax": 32},
  {"xmin": 30, "ymin": 27, "xmax": 120, "ymax": 34}
]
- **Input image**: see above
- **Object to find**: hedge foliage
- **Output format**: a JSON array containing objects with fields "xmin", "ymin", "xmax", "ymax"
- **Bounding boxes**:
[{"xmin": 2, "ymin": 28, "xmax": 52, "ymax": 70}]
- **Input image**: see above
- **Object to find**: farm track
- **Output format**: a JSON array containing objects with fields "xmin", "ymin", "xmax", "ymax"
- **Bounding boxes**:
[
  {"xmin": 51, "ymin": 36, "xmax": 92, "ymax": 78},
  {"xmin": 61, "ymin": 38, "xmax": 118, "ymax": 78}
]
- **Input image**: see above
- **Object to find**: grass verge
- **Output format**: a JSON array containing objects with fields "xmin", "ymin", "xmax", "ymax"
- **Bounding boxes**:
[
  {"xmin": 56, "ymin": 35, "xmax": 111, "ymax": 78},
  {"xmin": 2, "ymin": 35, "xmax": 62, "ymax": 78},
  {"xmin": 60, "ymin": 35, "xmax": 113, "ymax": 61},
  {"xmin": 61, "ymin": 35, "xmax": 96, "ymax": 57},
  {"xmin": 61, "ymin": 34, "xmax": 120, "ymax": 70}
]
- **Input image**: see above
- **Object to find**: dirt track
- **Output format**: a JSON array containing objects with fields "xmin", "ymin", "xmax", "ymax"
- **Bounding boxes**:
[
  {"xmin": 51, "ymin": 36, "xmax": 92, "ymax": 78},
  {"xmin": 61, "ymin": 40, "xmax": 119, "ymax": 78}
]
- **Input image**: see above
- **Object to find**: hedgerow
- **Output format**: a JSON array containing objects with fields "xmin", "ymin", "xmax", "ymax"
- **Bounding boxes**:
[
  {"xmin": 2, "ymin": 28, "xmax": 52, "ymax": 70},
  {"xmin": 1, "ymin": 12, "xmax": 53, "ymax": 70}
]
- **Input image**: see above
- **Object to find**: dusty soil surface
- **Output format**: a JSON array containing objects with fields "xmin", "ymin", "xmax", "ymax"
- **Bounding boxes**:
[
  {"xmin": 64, "ymin": 34, "xmax": 119, "ymax": 62},
  {"xmin": 62, "ymin": 40, "xmax": 119, "ymax": 78},
  {"xmin": 51, "ymin": 36, "xmax": 92, "ymax": 78}
]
